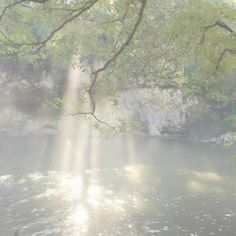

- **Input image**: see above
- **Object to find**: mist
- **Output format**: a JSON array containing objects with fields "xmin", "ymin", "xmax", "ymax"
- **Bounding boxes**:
[{"xmin": 0, "ymin": 0, "xmax": 236, "ymax": 236}]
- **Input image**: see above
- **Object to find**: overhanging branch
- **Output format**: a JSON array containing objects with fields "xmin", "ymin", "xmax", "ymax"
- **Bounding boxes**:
[
  {"xmin": 0, "ymin": 0, "xmax": 25, "ymax": 22},
  {"xmin": 216, "ymin": 48, "xmax": 236, "ymax": 70},
  {"xmin": 200, "ymin": 19, "xmax": 236, "ymax": 70},
  {"xmin": 0, "ymin": 0, "xmax": 147, "ymax": 128},
  {"xmin": 0, "ymin": 0, "xmax": 51, "ymax": 23},
  {"xmin": 0, "ymin": 0, "xmax": 99, "ymax": 50},
  {"xmin": 70, "ymin": 0, "xmax": 147, "ymax": 127},
  {"xmin": 200, "ymin": 20, "xmax": 235, "ymax": 44}
]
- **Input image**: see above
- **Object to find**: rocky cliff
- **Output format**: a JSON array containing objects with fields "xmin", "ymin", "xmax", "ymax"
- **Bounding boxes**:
[
  {"xmin": 115, "ymin": 88, "xmax": 201, "ymax": 136},
  {"xmin": 0, "ymin": 59, "xmax": 231, "ymax": 141}
]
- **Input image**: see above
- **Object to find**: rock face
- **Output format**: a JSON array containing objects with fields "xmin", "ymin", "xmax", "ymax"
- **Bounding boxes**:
[
  {"xmin": 0, "ymin": 57, "xmax": 231, "ymax": 140},
  {"xmin": 117, "ymin": 88, "xmax": 201, "ymax": 136},
  {"xmin": 0, "ymin": 121, "xmax": 58, "ymax": 137}
]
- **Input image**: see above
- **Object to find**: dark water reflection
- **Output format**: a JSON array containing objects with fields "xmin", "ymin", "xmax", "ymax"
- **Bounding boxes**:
[{"xmin": 0, "ymin": 135, "xmax": 236, "ymax": 236}]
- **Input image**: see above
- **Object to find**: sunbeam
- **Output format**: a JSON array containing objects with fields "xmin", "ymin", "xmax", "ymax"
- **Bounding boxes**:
[{"xmin": 52, "ymin": 62, "xmax": 93, "ymax": 173}]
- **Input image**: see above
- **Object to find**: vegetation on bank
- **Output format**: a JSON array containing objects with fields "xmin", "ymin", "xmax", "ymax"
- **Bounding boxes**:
[{"xmin": 0, "ymin": 0, "xmax": 235, "ymax": 131}]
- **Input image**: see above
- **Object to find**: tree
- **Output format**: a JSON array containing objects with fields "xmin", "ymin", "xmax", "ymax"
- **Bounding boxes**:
[
  {"xmin": 167, "ymin": 0, "xmax": 236, "ymax": 129},
  {"xmin": 0, "ymin": 0, "xmax": 236, "ymax": 128}
]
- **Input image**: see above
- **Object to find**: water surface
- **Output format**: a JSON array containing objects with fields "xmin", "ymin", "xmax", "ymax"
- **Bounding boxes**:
[{"xmin": 0, "ymin": 135, "xmax": 236, "ymax": 236}]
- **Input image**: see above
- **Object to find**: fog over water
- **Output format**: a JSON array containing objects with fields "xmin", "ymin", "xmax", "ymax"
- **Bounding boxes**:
[
  {"xmin": 0, "ymin": 54, "xmax": 235, "ymax": 236},
  {"xmin": 0, "ymin": 133, "xmax": 236, "ymax": 236}
]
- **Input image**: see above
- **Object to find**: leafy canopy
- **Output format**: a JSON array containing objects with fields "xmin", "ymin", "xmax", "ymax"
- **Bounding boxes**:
[{"xmin": 0, "ymin": 0, "xmax": 236, "ymax": 126}]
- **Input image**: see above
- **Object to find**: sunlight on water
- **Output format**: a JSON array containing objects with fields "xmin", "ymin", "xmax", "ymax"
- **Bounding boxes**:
[
  {"xmin": 0, "ymin": 163, "xmax": 235, "ymax": 236},
  {"xmin": 28, "ymin": 173, "xmax": 44, "ymax": 181},
  {"xmin": 124, "ymin": 165, "xmax": 144, "ymax": 183},
  {"xmin": 35, "ymin": 188, "xmax": 58, "ymax": 200},
  {"xmin": 124, "ymin": 165, "xmax": 141, "ymax": 181},
  {"xmin": 65, "ymin": 204, "xmax": 89, "ymax": 234},
  {"xmin": 0, "ymin": 174, "xmax": 12, "ymax": 184},
  {"xmin": 87, "ymin": 184, "xmax": 103, "ymax": 208},
  {"xmin": 110, "ymin": 198, "xmax": 127, "ymax": 212},
  {"xmin": 1, "ymin": 137, "xmax": 236, "ymax": 235},
  {"xmin": 187, "ymin": 180, "xmax": 223, "ymax": 193},
  {"xmin": 59, "ymin": 176, "xmax": 83, "ymax": 201},
  {"xmin": 192, "ymin": 171, "xmax": 223, "ymax": 182}
]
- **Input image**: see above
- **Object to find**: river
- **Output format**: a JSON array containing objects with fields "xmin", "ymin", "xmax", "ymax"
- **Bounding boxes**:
[{"xmin": 0, "ymin": 135, "xmax": 236, "ymax": 236}]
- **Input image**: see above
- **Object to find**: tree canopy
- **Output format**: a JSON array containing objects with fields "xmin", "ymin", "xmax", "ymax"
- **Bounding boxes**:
[{"xmin": 0, "ymin": 0, "xmax": 236, "ymax": 127}]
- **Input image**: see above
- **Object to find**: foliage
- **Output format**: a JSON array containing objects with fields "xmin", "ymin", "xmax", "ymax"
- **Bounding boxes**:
[
  {"xmin": 0, "ymin": 0, "xmax": 236, "ymax": 128},
  {"xmin": 166, "ymin": 0, "xmax": 236, "ymax": 129}
]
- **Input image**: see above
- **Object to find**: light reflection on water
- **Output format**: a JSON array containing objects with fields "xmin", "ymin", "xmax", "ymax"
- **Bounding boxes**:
[
  {"xmin": 0, "ymin": 169, "xmax": 146, "ymax": 236},
  {"xmin": 0, "ymin": 166, "xmax": 236, "ymax": 236},
  {"xmin": 0, "ymin": 136, "xmax": 236, "ymax": 235}
]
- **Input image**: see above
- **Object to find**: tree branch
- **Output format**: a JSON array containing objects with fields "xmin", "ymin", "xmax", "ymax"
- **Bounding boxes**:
[
  {"xmin": 29, "ymin": 0, "xmax": 49, "ymax": 2},
  {"xmin": 200, "ymin": 20, "xmax": 236, "ymax": 70},
  {"xmin": 0, "ymin": 0, "xmax": 25, "ymax": 22},
  {"xmin": 216, "ymin": 48, "xmax": 236, "ymax": 70},
  {"xmin": 95, "ymin": 2, "xmax": 130, "ymax": 25},
  {"xmin": 0, "ymin": 0, "xmax": 99, "ymax": 50},
  {"xmin": 201, "ymin": 20, "xmax": 235, "ymax": 44},
  {"xmin": 69, "ymin": 0, "xmax": 147, "ymax": 127},
  {"xmin": 0, "ymin": 0, "xmax": 52, "ymax": 23},
  {"xmin": 1, "ymin": 0, "xmax": 147, "ymax": 128}
]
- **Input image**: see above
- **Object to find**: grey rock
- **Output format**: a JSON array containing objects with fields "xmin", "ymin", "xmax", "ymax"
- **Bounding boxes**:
[{"xmin": 117, "ymin": 88, "xmax": 201, "ymax": 136}]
